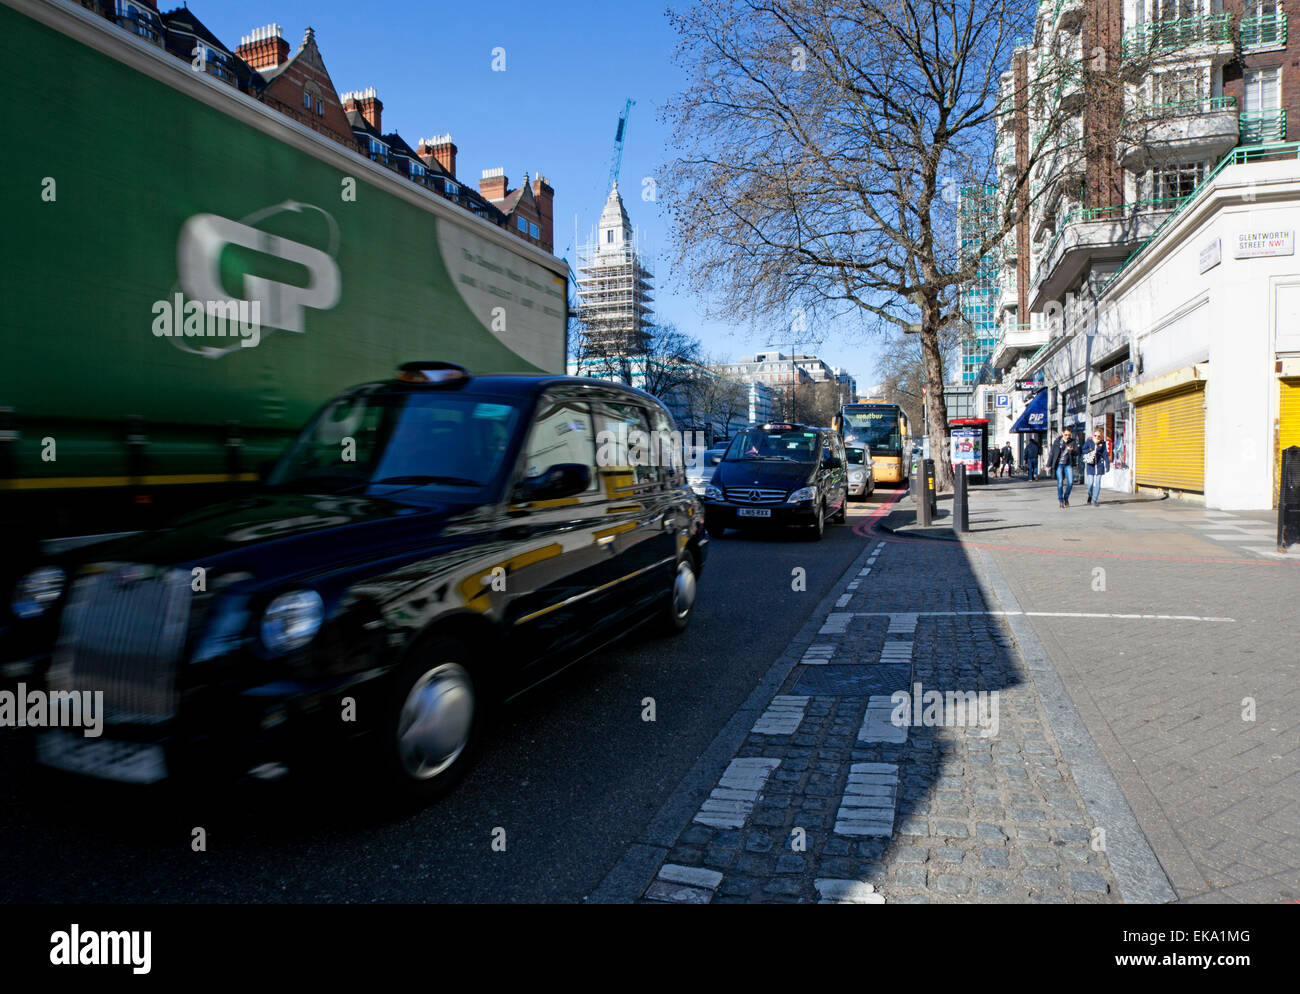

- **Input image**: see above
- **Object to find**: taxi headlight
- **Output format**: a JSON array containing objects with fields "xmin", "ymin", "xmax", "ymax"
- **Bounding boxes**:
[
  {"xmin": 11, "ymin": 566, "xmax": 66, "ymax": 619},
  {"xmin": 261, "ymin": 590, "xmax": 324, "ymax": 653}
]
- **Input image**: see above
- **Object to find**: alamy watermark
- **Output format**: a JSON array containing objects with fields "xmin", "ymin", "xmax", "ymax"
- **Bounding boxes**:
[
  {"xmin": 596, "ymin": 425, "xmax": 709, "ymax": 471},
  {"xmin": 0, "ymin": 684, "xmax": 103, "ymax": 737},
  {"xmin": 890, "ymin": 682, "xmax": 1000, "ymax": 738},
  {"xmin": 152, "ymin": 293, "xmax": 262, "ymax": 348}
]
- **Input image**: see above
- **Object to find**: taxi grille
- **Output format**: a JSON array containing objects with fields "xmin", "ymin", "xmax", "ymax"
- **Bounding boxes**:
[
  {"xmin": 725, "ymin": 487, "xmax": 788, "ymax": 505},
  {"xmin": 48, "ymin": 565, "xmax": 191, "ymax": 724}
]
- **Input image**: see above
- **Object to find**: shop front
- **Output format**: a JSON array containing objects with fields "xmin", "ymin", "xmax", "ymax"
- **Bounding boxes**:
[
  {"xmin": 1127, "ymin": 365, "xmax": 1209, "ymax": 498},
  {"xmin": 1090, "ymin": 389, "xmax": 1133, "ymax": 493}
]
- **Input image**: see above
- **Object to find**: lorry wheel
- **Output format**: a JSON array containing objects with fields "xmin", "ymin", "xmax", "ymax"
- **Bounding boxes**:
[{"xmin": 379, "ymin": 638, "xmax": 479, "ymax": 804}]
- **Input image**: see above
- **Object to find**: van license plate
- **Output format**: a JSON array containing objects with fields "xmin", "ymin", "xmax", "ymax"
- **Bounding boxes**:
[{"xmin": 737, "ymin": 508, "xmax": 771, "ymax": 518}]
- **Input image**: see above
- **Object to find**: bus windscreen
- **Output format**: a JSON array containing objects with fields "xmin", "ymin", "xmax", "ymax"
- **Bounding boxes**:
[{"xmin": 842, "ymin": 408, "xmax": 903, "ymax": 456}]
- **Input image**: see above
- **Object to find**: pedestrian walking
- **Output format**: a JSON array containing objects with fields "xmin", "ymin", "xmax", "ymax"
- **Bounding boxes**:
[
  {"xmin": 989, "ymin": 446, "xmax": 1001, "ymax": 478},
  {"xmin": 1023, "ymin": 436, "xmax": 1041, "ymax": 481},
  {"xmin": 1000, "ymin": 442, "xmax": 1013, "ymax": 478},
  {"xmin": 1046, "ymin": 428, "xmax": 1078, "ymax": 508},
  {"xmin": 1082, "ymin": 427, "xmax": 1110, "ymax": 505}
]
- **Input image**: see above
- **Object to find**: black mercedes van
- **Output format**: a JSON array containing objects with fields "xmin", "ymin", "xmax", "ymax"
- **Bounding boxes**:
[{"xmin": 701, "ymin": 423, "xmax": 848, "ymax": 540}]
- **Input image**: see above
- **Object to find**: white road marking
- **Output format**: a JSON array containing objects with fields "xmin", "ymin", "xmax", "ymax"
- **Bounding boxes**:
[
  {"xmin": 834, "ymin": 762, "xmax": 899, "ymax": 837},
  {"xmin": 815, "ymin": 879, "xmax": 886, "ymax": 904},
  {"xmin": 752, "ymin": 696, "xmax": 810, "ymax": 735},
  {"xmin": 857, "ymin": 696, "xmax": 907, "ymax": 744},
  {"xmin": 839, "ymin": 611, "xmax": 1234, "ymax": 622},
  {"xmin": 835, "ymin": 593, "xmax": 852, "ymax": 608},
  {"xmin": 802, "ymin": 645, "xmax": 835, "ymax": 665},
  {"xmin": 646, "ymin": 864, "xmax": 724, "ymax": 904},
  {"xmin": 692, "ymin": 757, "xmax": 781, "ymax": 829},
  {"xmin": 819, "ymin": 612, "xmax": 853, "ymax": 634}
]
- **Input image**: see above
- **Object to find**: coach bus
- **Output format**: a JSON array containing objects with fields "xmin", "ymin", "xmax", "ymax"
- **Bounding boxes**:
[{"xmin": 834, "ymin": 402, "xmax": 911, "ymax": 485}]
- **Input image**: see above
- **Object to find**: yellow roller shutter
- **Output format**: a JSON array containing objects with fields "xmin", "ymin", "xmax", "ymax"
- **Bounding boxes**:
[
  {"xmin": 1276, "ymin": 378, "xmax": 1300, "ymax": 507},
  {"xmin": 1135, "ymin": 384, "xmax": 1205, "ymax": 492}
]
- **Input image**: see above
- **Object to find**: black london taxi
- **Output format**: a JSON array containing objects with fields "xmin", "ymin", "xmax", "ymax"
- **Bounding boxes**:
[
  {"xmin": 702, "ymin": 422, "xmax": 848, "ymax": 540},
  {"xmin": 3, "ymin": 363, "xmax": 706, "ymax": 801}
]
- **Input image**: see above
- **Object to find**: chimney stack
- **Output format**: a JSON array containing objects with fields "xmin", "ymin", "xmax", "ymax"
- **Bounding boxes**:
[
  {"xmin": 479, "ymin": 167, "xmax": 508, "ymax": 202},
  {"xmin": 531, "ymin": 172, "xmax": 555, "ymax": 251},
  {"xmin": 341, "ymin": 87, "xmax": 382, "ymax": 134},
  {"xmin": 236, "ymin": 23, "xmax": 289, "ymax": 72},
  {"xmin": 418, "ymin": 134, "xmax": 458, "ymax": 178}
]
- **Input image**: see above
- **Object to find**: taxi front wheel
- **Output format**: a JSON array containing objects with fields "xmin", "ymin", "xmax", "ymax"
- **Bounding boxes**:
[
  {"xmin": 378, "ymin": 638, "xmax": 480, "ymax": 803},
  {"xmin": 659, "ymin": 554, "xmax": 698, "ymax": 635}
]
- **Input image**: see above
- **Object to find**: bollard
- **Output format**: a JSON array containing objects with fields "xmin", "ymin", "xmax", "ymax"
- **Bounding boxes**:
[
  {"xmin": 916, "ymin": 462, "xmax": 931, "ymax": 527},
  {"xmin": 953, "ymin": 464, "xmax": 969, "ymax": 534},
  {"xmin": 925, "ymin": 459, "xmax": 937, "ymax": 516},
  {"xmin": 1280, "ymin": 446, "xmax": 1300, "ymax": 552}
]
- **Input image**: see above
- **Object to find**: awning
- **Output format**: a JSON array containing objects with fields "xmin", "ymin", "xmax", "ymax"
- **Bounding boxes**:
[{"xmin": 1010, "ymin": 389, "xmax": 1048, "ymax": 433}]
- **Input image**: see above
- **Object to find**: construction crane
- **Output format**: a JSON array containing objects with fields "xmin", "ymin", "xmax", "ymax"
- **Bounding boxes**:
[{"xmin": 608, "ymin": 98, "xmax": 635, "ymax": 193}]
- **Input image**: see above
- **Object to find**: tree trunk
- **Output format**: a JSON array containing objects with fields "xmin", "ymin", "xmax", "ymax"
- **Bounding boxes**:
[{"xmin": 920, "ymin": 319, "xmax": 953, "ymax": 492}]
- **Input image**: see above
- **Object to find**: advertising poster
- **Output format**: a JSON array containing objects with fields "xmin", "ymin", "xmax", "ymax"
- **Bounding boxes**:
[{"xmin": 951, "ymin": 426, "xmax": 983, "ymax": 475}]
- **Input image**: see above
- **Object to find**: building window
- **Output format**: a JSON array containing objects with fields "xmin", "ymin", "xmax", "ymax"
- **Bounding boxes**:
[
  {"xmin": 606, "ymin": 230, "xmax": 613, "ymax": 243},
  {"xmin": 1242, "ymin": 66, "xmax": 1283, "ymax": 142},
  {"xmin": 529, "ymin": 222, "xmax": 540, "ymax": 239},
  {"xmin": 1148, "ymin": 161, "xmax": 1205, "ymax": 200},
  {"xmin": 1147, "ymin": 0, "xmax": 1202, "ymax": 21},
  {"xmin": 1151, "ymin": 67, "xmax": 1203, "ymax": 106},
  {"xmin": 517, "ymin": 216, "xmax": 528, "ymax": 232},
  {"xmin": 445, "ymin": 181, "xmax": 459, "ymax": 197},
  {"xmin": 304, "ymin": 92, "xmax": 312, "ymax": 109},
  {"xmin": 316, "ymin": 99, "xmax": 324, "ymax": 115}
]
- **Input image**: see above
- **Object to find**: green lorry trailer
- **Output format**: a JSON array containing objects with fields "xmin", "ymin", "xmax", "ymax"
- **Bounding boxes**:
[{"xmin": 1, "ymin": 0, "xmax": 568, "ymax": 558}]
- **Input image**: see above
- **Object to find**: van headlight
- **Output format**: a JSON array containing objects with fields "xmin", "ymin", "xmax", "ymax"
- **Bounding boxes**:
[
  {"xmin": 261, "ymin": 590, "xmax": 324, "ymax": 653},
  {"xmin": 788, "ymin": 486, "xmax": 817, "ymax": 503},
  {"xmin": 11, "ymin": 566, "xmax": 66, "ymax": 619},
  {"xmin": 705, "ymin": 483, "xmax": 723, "ymax": 500}
]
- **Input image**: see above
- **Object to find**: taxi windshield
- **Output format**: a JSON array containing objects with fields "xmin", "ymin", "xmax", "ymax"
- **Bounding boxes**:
[
  {"xmin": 846, "ymin": 447, "xmax": 867, "ymax": 465},
  {"xmin": 268, "ymin": 390, "xmax": 523, "ymax": 498},
  {"xmin": 725, "ymin": 428, "xmax": 819, "ymax": 462}
]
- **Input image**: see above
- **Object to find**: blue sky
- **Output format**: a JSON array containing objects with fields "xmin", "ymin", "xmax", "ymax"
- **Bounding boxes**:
[{"xmin": 202, "ymin": 0, "xmax": 888, "ymax": 386}]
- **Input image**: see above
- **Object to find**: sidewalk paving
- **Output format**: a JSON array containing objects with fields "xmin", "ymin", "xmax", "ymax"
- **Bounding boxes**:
[
  {"xmin": 593, "ymin": 478, "xmax": 1298, "ymax": 904},
  {"xmin": 924, "ymin": 478, "xmax": 1300, "ymax": 903}
]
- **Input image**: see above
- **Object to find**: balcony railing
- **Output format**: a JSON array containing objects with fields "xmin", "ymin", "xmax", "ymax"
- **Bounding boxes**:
[
  {"xmin": 1241, "ymin": 11, "xmax": 1286, "ymax": 48},
  {"xmin": 1240, "ymin": 109, "xmax": 1287, "ymax": 144},
  {"xmin": 1127, "ymin": 94, "xmax": 1236, "ymax": 120},
  {"xmin": 1121, "ymin": 13, "xmax": 1233, "ymax": 59},
  {"xmin": 1034, "ymin": 196, "xmax": 1189, "ymax": 284},
  {"xmin": 1101, "ymin": 142, "xmax": 1300, "ymax": 295}
]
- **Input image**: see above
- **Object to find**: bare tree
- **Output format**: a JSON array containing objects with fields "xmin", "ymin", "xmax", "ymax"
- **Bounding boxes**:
[
  {"xmin": 635, "ymin": 321, "xmax": 706, "ymax": 398},
  {"xmin": 870, "ymin": 318, "xmax": 965, "ymax": 429},
  {"xmin": 661, "ymin": 0, "xmax": 1123, "ymax": 487}
]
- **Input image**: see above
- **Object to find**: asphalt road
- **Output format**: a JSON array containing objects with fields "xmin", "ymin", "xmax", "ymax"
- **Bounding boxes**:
[{"xmin": 0, "ymin": 494, "xmax": 888, "ymax": 903}]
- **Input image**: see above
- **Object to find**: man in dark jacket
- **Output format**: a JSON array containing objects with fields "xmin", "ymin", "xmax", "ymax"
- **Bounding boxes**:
[
  {"xmin": 1046, "ymin": 428, "xmax": 1078, "ymax": 508},
  {"xmin": 1023, "ymin": 436, "xmax": 1042, "ymax": 481},
  {"xmin": 1000, "ymin": 442, "xmax": 1013, "ymax": 478},
  {"xmin": 1082, "ymin": 427, "xmax": 1111, "ymax": 505}
]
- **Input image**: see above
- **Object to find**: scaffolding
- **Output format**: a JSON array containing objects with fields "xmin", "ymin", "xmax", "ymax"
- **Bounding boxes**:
[{"xmin": 576, "ymin": 184, "xmax": 655, "ymax": 357}]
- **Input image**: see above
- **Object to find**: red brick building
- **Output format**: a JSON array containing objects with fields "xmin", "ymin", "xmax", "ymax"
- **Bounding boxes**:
[{"xmin": 75, "ymin": 1, "xmax": 557, "ymax": 254}]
